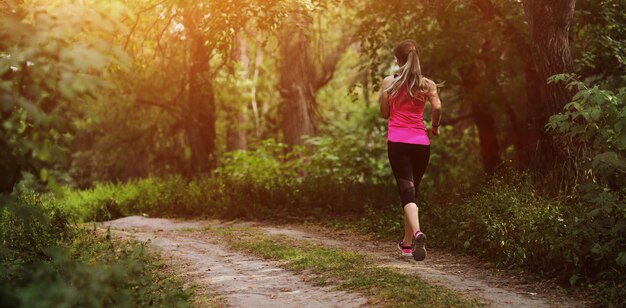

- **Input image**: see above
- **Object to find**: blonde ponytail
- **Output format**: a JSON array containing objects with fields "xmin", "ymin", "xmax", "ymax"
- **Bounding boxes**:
[{"xmin": 385, "ymin": 41, "xmax": 430, "ymax": 98}]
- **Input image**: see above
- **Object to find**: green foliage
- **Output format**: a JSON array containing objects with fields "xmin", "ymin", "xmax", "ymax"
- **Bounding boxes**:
[
  {"xmin": 545, "ymin": 75, "xmax": 626, "ymax": 303},
  {"xmin": 69, "ymin": 0, "xmax": 291, "ymax": 184},
  {"xmin": 0, "ymin": 0, "xmax": 130, "ymax": 192},
  {"xmin": 574, "ymin": 0, "xmax": 626, "ymax": 84},
  {"xmin": 54, "ymin": 131, "xmax": 623, "ymax": 305},
  {"xmin": 15, "ymin": 237, "xmax": 190, "ymax": 308},
  {"xmin": 0, "ymin": 189, "xmax": 191, "ymax": 307},
  {"xmin": 429, "ymin": 174, "xmax": 567, "ymax": 269},
  {"xmin": 4, "ymin": 0, "xmax": 621, "ymax": 305}
]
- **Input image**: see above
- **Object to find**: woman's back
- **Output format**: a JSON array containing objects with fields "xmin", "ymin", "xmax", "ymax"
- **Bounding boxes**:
[{"xmin": 388, "ymin": 85, "xmax": 430, "ymax": 145}]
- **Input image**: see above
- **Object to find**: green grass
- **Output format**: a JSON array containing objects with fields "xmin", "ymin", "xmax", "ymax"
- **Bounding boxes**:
[
  {"xmin": 204, "ymin": 226, "xmax": 481, "ymax": 307},
  {"xmin": 189, "ymin": 295, "xmax": 224, "ymax": 308}
]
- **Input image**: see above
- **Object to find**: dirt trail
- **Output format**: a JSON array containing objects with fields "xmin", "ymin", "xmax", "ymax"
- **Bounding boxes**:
[
  {"xmin": 252, "ymin": 223, "xmax": 586, "ymax": 308},
  {"xmin": 103, "ymin": 216, "xmax": 585, "ymax": 308},
  {"xmin": 104, "ymin": 216, "xmax": 368, "ymax": 308}
]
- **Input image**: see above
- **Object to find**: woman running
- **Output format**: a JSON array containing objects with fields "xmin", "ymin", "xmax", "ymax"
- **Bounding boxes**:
[{"xmin": 379, "ymin": 40, "xmax": 442, "ymax": 261}]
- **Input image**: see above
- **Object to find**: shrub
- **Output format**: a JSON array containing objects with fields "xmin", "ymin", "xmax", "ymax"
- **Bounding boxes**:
[
  {"xmin": 547, "ymin": 75, "xmax": 625, "ymax": 303},
  {"xmin": 0, "ymin": 190, "xmax": 191, "ymax": 307}
]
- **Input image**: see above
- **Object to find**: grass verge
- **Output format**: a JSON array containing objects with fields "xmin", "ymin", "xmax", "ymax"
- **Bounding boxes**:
[{"xmin": 203, "ymin": 225, "xmax": 481, "ymax": 307}]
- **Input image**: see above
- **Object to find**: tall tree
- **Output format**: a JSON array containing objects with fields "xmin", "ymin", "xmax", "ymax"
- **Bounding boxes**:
[
  {"xmin": 184, "ymin": 7, "xmax": 217, "ymax": 172},
  {"xmin": 455, "ymin": 3, "xmax": 503, "ymax": 173},
  {"xmin": 522, "ymin": 0, "xmax": 576, "ymax": 169},
  {"xmin": 225, "ymin": 35, "xmax": 250, "ymax": 152},
  {"xmin": 278, "ymin": 2, "xmax": 352, "ymax": 146},
  {"xmin": 278, "ymin": 6, "xmax": 317, "ymax": 147}
]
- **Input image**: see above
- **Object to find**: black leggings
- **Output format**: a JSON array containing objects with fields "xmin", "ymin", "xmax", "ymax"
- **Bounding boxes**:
[{"xmin": 387, "ymin": 141, "xmax": 430, "ymax": 207}]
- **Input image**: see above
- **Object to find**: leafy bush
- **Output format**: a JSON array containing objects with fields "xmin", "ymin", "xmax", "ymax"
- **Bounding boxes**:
[
  {"xmin": 0, "ymin": 189, "xmax": 191, "ymax": 307},
  {"xmin": 15, "ymin": 234, "xmax": 190, "ymax": 308},
  {"xmin": 546, "ymin": 75, "xmax": 626, "ymax": 303},
  {"xmin": 429, "ymin": 174, "xmax": 567, "ymax": 268}
]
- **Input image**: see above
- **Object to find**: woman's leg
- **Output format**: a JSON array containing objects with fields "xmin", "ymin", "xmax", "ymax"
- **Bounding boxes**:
[
  {"xmin": 404, "ymin": 144, "xmax": 430, "ymax": 244},
  {"xmin": 409, "ymin": 144, "xmax": 430, "ymax": 230},
  {"xmin": 388, "ymin": 142, "xmax": 419, "ymax": 245},
  {"xmin": 403, "ymin": 202, "xmax": 420, "ymax": 245}
]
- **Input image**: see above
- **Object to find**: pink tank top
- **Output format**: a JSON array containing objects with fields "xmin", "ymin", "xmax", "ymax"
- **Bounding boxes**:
[{"xmin": 387, "ymin": 85, "xmax": 430, "ymax": 145}]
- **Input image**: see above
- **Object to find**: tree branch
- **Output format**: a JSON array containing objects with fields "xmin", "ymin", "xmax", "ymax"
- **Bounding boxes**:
[
  {"xmin": 314, "ymin": 37, "xmax": 353, "ymax": 91},
  {"xmin": 154, "ymin": 6, "xmax": 176, "ymax": 59},
  {"xmin": 123, "ymin": 1, "xmax": 167, "ymax": 50}
]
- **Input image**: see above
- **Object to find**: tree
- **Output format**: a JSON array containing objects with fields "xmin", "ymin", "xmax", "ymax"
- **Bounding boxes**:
[
  {"xmin": 522, "ymin": 0, "xmax": 576, "ymax": 169},
  {"xmin": 278, "ymin": 6, "xmax": 317, "ymax": 147},
  {"xmin": 71, "ymin": 0, "xmax": 288, "ymax": 181},
  {"xmin": 225, "ymin": 35, "xmax": 251, "ymax": 152},
  {"xmin": 183, "ymin": 7, "xmax": 218, "ymax": 172},
  {"xmin": 278, "ymin": 1, "xmax": 353, "ymax": 146}
]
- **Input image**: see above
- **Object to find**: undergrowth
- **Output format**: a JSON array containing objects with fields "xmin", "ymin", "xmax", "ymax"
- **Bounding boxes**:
[{"xmin": 0, "ymin": 186, "xmax": 192, "ymax": 308}]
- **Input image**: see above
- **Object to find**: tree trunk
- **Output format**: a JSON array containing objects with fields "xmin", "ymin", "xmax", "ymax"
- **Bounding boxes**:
[
  {"xmin": 522, "ymin": 0, "xmax": 576, "ymax": 169},
  {"xmin": 470, "ymin": 101, "xmax": 501, "ymax": 173},
  {"xmin": 250, "ymin": 38, "xmax": 263, "ymax": 140},
  {"xmin": 278, "ymin": 8, "xmax": 316, "ymax": 147},
  {"xmin": 471, "ymin": 0, "xmax": 538, "ymax": 169},
  {"xmin": 226, "ymin": 35, "xmax": 249, "ymax": 151},
  {"xmin": 462, "ymin": 12, "xmax": 502, "ymax": 173},
  {"xmin": 185, "ymin": 11, "xmax": 216, "ymax": 173},
  {"xmin": 226, "ymin": 109, "xmax": 248, "ymax": 151},
  {"xmin": 461, "ymin": 59, "xmax": 502, "ymax": 174},
  {"xmin": 430, "ymin": 2, "xmax": 502, "ymax": 173}
]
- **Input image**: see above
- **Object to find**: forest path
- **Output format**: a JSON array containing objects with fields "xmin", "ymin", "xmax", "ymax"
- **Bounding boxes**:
[{"xmin": 102, "ymin": 216, "xmax": 585, "ymax": 308}]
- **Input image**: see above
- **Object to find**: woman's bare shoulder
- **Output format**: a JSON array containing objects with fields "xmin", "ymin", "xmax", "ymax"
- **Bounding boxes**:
[
  {"xmin": 423, "ymin": 77, "xmax": 437, "ymax": 86},
  {"xmin": 381, "ymin": 75, "xmax": 395, "ymax": 89},
  {"xmin": 422, "ymin": 77, "xmax": 439, "ymax": 94}
]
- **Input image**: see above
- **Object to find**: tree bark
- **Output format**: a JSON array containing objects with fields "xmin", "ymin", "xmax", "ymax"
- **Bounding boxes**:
[
  {"xmin": 226, "ymin": 109, "xmax": 248, "ymax": 151},
  {"xmin": 426, "ymin": 1, "xmax": 503, "ymax": 173},
  {"xmin": 278, "ymin": 7, "xmax": 316, "ymax": 147},
  {"xmin": 460, "ymin": 56, "xmax": 502, "ymax": 174},
  {"xmin": 226, "ymin": 35, "xmax": 249, "ymax": 151},
  {"xmin": 185, "ymin": 10, "xmax": 216, "ymax": 173},
  {"xmin": 250, "ymin": 37, "xmax": 263, "ymax": 140},
  {"xmin": 463, "ymin": 7, "xmax": 503, "ymax": 174},
  {"xmin": 522, "ymin": 0, "xmax": 576, "ymax": 169}
]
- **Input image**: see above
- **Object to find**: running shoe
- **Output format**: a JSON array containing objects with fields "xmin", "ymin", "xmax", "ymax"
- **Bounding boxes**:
[
  {"xmin": 411, "ymin": 231, "xmax": 427, "ymax": 261},
  {"xmin": 397, "ymin": 240, "xmax": 412, "ymax": 257}
]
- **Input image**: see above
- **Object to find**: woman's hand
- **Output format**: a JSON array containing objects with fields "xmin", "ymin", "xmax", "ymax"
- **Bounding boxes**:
[{"xmin": 431, "ymin": 126, "xmax": 439, "ymax": 136}]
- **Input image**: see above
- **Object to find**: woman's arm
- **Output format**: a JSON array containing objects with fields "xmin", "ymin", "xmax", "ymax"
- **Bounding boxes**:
[
  {"xmin": 379, "ymin": 76, "xmax": 394, "ymax": 119},
  {"xmin": 425, "ymin": 79, "xmax": 442, "ymax": 136}
]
